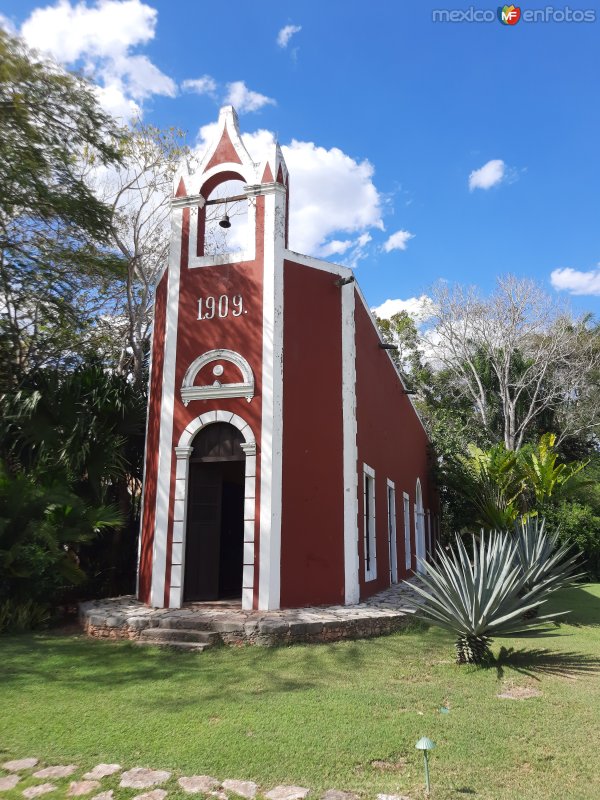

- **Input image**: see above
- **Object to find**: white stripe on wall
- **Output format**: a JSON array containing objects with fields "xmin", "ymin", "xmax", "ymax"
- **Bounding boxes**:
[
  {"xmin": 258, "ymin": 184, "xmax": 286, "ymax": 610},
  {"xmin": 342, "ymin": 281, "xmax": 359, "ymax": 604},
  {"xmin": 150, "ymin": 208, "xmax": 183, "ymax": 607}
]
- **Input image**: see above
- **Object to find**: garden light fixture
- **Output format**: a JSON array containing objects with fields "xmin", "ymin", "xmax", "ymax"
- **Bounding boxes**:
[{"xmin": 415, "ymin": 736, "xmax": 436, "ymax": 795}]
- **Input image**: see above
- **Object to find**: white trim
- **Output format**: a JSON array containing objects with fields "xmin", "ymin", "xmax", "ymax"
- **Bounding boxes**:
[
  {"xmin": 403, "ymin": 491, "xmax": 411, "ymax": 571},
  {"xmin": 150, "ymin": 207, "xmax": 183, "ymax": 608},
  {"xmin": 342, "ymin": 282, "xmax": 359, "ymax": 604},
  {"xmin": 181, "ymin": 349, "xmax": 254, "ymax": 405},
  {"xmin": 283, "ymin": 249, "xmax": 351, "ymax": 277},
  {"xmin": 426, "ymin": 509, "xmax": 431, "ymax": 555},
  {"xmin": 353, "ymin": 284, "xmax": 431, "ymax": 442},
  {"xmin": 387, "ymin": 479, "xmax": 398, "ymax": 585},
  {"xmin": 415, "ymin": 478, "xmax": 426, "ymax": 573},
  {"xmin": 363, "ymin": 463, "xmax": 377, "ymax": 582},
  {"xmin": 258, "ymin": 183, "xmax": 285, "ymax": 610},
  {"xmin": 169, "ymin": 411, "xmax": 257, "ymax": 610}
]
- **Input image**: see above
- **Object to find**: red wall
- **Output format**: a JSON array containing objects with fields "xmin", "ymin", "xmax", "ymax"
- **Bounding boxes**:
[
  {"xmin": 354, "ymin": 294, "xmax": 435, "ymax": 600},
  {"xmin": 162, "ymin": 197, "xmax": 266, "ymax": 606},
  {"xmin": 138, "ymin": 269, "xmax": 168, "ymax": 603},
  {"xmin": 280, "ymin": 260, "xmax": 346, "ymax": 607}
]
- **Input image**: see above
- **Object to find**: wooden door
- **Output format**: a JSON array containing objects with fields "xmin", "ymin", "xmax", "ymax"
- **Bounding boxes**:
[{"xmin": 184, "ymin": 463, "xmax": 222, "ymax": 601}]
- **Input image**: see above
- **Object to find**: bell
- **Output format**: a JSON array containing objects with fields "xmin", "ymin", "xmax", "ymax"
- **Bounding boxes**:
[{"xmin": 218, "ymin": 213, "xmax": 231, "ymax": 229}]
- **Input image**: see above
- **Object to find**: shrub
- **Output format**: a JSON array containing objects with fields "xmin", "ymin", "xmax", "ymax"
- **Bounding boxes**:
[
  {"xmin": 406, "ymin": 530, "xmax": 575, "ymax": 664},
  {"xmin": 543, "ymin": 501, "xmax": 600, "ymax": 578}
]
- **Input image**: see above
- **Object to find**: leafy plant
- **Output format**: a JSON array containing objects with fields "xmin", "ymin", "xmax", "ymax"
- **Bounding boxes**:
[
  {"xmin": 514, "ymin": 517, "xmax": 584, "ymax": 602},
  {"xmin": 446, "ymin": 443, "xmax": 523, "ymax": 529},
  {"xmin": 0, "ymin": 462, "xmax": 122, "ymax": 619},
  {"xmin": 544, "ymin": 501, "xmax": 600, "ymax": 578},
  {"xmin": 405, "ymin": 531, "xmax": 571, "ymax": 664},
  {"xmin": 445, "ymin": 433, "xmax": 590, "ymax": 532},
  {"xmin": 518, "ymin": 433, "xmax": 588, "ymax": 512},
  {"xmin": 0, "ymin": 598, "xmax": 50, "ymax": 633}
]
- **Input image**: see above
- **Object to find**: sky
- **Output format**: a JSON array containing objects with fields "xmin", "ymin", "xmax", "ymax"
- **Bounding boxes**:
[{"xmin": 1, "ymin": 0, "xmax": 599, "ymax": 320}]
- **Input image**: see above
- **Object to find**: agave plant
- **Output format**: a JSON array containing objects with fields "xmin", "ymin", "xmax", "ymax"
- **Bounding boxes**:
[
  {"xmin": 514, "ymin": 517, "xmax": 584, "ymax": 616},
  {"xmin": 405, "ymin": 531, "xmax": 569, "ymax": 664}
]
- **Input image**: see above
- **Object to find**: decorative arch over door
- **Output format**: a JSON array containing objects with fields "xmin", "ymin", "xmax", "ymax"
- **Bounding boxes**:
[
  {"xmin": 170, "ymin": 410, "xmax": 257, "ymax": 610},
  {"xmin": 181, "ymin": 349, "xmax": 254, "ymax": 405}
]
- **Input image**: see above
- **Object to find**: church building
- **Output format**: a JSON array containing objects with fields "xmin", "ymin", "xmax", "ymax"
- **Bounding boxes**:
[{"xmin": 137, "ymin": 107, "xmax": 437, "ymax": 611}]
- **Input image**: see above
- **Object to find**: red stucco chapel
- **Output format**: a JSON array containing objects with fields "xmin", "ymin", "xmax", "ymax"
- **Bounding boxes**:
[{"xmin": 137, "ymin": 106, "xmax": 438, "ymax": 611}]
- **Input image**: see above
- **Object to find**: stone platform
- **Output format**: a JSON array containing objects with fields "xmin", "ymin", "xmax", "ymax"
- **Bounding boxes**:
[{"xmin": 79, "ymin": 583, "xmax": 420, "ymax": 648}]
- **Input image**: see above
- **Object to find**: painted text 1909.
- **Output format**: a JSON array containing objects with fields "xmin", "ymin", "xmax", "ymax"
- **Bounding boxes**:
[{"xmin": 197, "ymin": 294, "xmax": 244, "ymax": 320}]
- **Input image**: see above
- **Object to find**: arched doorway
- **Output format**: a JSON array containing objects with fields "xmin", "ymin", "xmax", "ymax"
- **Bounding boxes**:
[{"xmin": 184, "ymin": 422, "xmax": 246, "ymax": 601}]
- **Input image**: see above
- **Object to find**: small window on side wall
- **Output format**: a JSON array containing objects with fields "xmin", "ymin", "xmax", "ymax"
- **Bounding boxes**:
[
  {"xmin": 403, "ymin": 492, "xmax": 411, "ymax": 571},
  {"xmin": 363, "ymin": 464, "xmax": 377, "ymax": 581}
]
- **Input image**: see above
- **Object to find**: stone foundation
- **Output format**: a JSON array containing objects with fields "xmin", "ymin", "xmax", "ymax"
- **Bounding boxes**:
[{"xmin": 80, "ymin": 584, "xmax": 419, "ymax": 648}]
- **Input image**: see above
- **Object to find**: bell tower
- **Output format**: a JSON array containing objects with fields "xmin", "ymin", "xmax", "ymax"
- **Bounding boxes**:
[{"xmin": 138, "ymin": 106, "xmax": 289, "ymax": 610}]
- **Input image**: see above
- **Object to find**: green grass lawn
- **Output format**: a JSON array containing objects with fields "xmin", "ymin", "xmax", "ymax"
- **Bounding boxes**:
[{"xmin": 1, "ymin": 585, "xmax": 600, "ymax": 800}]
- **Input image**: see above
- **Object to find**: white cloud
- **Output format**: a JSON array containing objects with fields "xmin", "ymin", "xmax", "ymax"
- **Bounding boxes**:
[
  {"xmin": 372, "ymin": 295, "xmax": 434, "ymax": 322},
  {"xmin": 182, "ymin": 75, "xmax": 217, "ymax": 96},
  {"xmin": 551, "ymin": 266, "xmax": 600, "ymax": 296},
  {"xmin": 277, "ymin": 24, "xmax": 301, "ymax": 48},
  {"xmin": 20, "ymin": 0, "xmax": 176, "ymax": 121},
  {"xmin": 0, "ymin": 12, "xmax": 17, "ymax": 34},
  {"xmin": 195, "ymin": 125, "xmax": 383, "ymax": 258},
  {"xmin": 469, "ymin": 158, "xmax": 505, "ymax": 191},
  {"xmin": 93, "ymin": 83, "xmax": 141, "ymax": 122},
  {"xmin": 320, "ymin": 239, "xmax": 353, "ymax": 257},
  {"xmin": 383, "ymin": 229, "xmax": 414, "ymax": 253},
  {"xmin": 224, "ymin": 81, "xmax": 276, "ymax": 114}
]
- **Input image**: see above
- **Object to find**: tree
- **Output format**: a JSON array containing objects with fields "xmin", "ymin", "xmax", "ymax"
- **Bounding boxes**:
[
  {"xmin": 425, "ymin": 276, "xmax": 600, "ymax": 450},
  {"xmin": 90, "ymin": 124, "xmax": 191, "ymax": 385},
  {"xmin": 0, "ymin": 30, "xmax": 124, "ymax": 384}
]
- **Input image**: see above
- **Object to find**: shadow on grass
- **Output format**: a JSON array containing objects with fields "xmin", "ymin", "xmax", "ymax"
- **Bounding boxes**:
[
  {"xmin": 490, "ymin": 644, "xmax": 600, "ymax": 680},
  {"xmin": 0, "ymin": 628, "xmax": 374, "ymax": 704},
  {"xmin": 544, "ymin": 584, "xmax": 600, "ymax": 628}
]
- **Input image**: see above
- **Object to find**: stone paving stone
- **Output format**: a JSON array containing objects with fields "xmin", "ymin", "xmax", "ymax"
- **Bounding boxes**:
[
  {"xmin": 120, "ymin": 770, "xmax": 171, "ymax": 789},
  {"xmin": 33, "ymin": 767, "xmax": 77, "ymax": 779},
  {"xmin": 22, "ymin": 784, "xmax": 56, "ymax": 798},
  {"xmin": 83, "ymin": 766, "xmax": 121, "ymax": 780},
  {"xmin": 90, "ymin": 793, "xmax": 114, "ymax": 800},
  {"xmin": 222, "ymin": 779, "xmax": 258, "ymax": 799},
  {"xmin": 68, "ymin": 782, "xmax": 101, "ymax": 796},
  {"xmin": 265, "ymin": 787, "xmax": 310, "ymax": 800},
  {"xmin": 3, "ymin": 759, "xmax": 39, "ymax": 772},
  {"xmin": 132, "ymin": 791, "xmax": 167, "ymax": 800},
  {"xmin": 376, "ymin": 794, "xmax": 412, "ymax": 800},
  {"xmin": 0, "ymin": 774, "xmax": 21, "ymax": 790},
  {"xmin": 322, "ymin": 791, "xmax": 359, "ymax": 800},
  {"xmin": 209, "ymin": 792, "xmax": 228, "ymax": 800},
  {"xmin": 178, "ymin": 776, "xmax": 220, "ymax": 794}
]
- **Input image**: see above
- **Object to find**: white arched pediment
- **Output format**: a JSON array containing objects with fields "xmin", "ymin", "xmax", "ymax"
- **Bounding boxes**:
[{"xmin": 181, "ymin": 349, "xmax": 254, "ymax": 405}]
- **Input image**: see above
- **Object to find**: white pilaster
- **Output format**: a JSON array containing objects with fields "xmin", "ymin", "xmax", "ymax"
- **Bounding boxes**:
[
  {"xmin": 341, "ymin": 281, "xmax": 360, "ymax": 604},
  {"xmin": 150, "ymin": 207, "xmax": 183, "ymax": 608},
  {"xmin": 258, "ymin": 183, "xmax": 286, "ymax": 610}
]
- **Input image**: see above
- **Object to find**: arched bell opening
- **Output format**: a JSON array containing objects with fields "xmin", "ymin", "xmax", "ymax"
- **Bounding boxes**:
[
  {"xmin": 184, "ymin": 422, "xmax": 246, "ymax": 602},
  {"xmin": 198, "ymin": 177, "xmax": 249, "ymax": 258}
]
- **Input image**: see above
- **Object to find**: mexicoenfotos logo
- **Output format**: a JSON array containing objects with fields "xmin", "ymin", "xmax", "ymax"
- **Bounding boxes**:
[
  {"xmin": 498, "ymin": 5, "xmax": 521, "ymax": 24},
  {"xmin": 432, "ymin": 6, "xmax": 596, "ymax": 23}
]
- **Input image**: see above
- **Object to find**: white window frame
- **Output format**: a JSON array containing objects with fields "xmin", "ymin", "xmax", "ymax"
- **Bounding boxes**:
[
  {"xmin": 415, "ymin": 479, "xmax": 426, "ymax": 573},
  {"xmin": 426, "ymin": 509, "xmax": 431, "ymax": 555},
  {"xmin": 363, "ymin": 464, "xmax": 377, "ymax": 582},
  {"xmin": 387, "ymin": 479, "xmax": 398, "ymax": 585},
  {"xmin": 403, "ymin": 492, "xmax": 411, "ymax": 571}
]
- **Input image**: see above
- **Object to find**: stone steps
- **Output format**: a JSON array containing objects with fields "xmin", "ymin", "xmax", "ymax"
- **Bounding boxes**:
[{"xmin": 137, "ymin": 627, "xmax": 220, "ymax": 652}]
